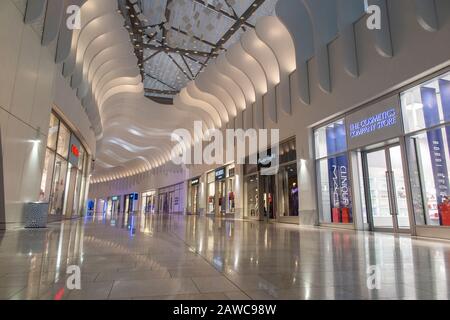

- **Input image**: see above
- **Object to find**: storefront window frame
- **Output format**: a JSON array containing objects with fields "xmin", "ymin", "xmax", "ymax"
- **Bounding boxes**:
[
  {"xmin": 311, "ymin": 66, "xmax": 450, "ymax": 231},
  {"xmin": 400, "ymin": 72, "xmax": 450, "ymax": 228},
  {"xmin": 313, "ymin": 118, "xmax": 353, "ymax": 225},
  {"xmin": 243, "ymin": 138, "xmax": 298, "ymax": 220},
  {"xmin": 205, "ymin": 163, "xmax": 236, "ymax": 216},
  {"xmin": 41, "ymin": 110, "xmax": 90, "ymax": 218}
]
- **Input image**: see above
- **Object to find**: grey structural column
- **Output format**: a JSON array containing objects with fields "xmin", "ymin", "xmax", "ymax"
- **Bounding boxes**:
[
  {"xmin": 42, "ymin": 0, "xmax": 65, "ymax": 46},
  {"xmin": 275, "ymin": 0, "xmax": 314, "ymax": 105},
  {"xmin": 415, "ymin": 0, "xmax": 439, "ymax": 32},
  {"xmin": 303, "ymin": 0, "xmax": 338, "ymax": 94},
  {"xmin": 24, "ymin": 0, "xmax": 47, "ymax": 24},
  {"xmin": 371, "ymin": 0, "xmax": 394, "ymax": 58},
  {"xmin": 337, "ymin": 0, "xmax": 366, "ymax": 78}
]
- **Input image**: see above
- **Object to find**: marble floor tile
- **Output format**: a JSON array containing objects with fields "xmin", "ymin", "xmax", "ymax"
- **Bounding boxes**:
[
  {"xmin": 109, "ymin": 278, "xmax": 199, "ymax": 299},
  {"xmin": 2, "ymin": 214, "xmax": 450, "ymax": 300},
  {"xmin": 191, "ymin": 276, "xmax": 240, "ymax": 293}
]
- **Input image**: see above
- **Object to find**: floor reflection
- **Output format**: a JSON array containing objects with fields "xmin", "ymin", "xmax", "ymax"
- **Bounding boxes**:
[{"xmin": 0, "ymin": 213, "xmax": 449, "ymax": 300}]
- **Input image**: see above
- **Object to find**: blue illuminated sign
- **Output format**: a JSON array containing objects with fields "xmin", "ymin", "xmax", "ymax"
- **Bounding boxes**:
[{"xmin": 349, "ymin": 108, "xmax": 397, "ymax": 139}]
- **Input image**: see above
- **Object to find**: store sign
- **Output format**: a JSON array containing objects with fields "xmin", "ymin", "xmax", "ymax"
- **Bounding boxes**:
[
  {"xmin": 349, "ymin": 109, "xmax": 397, "ymax": 138},
  {"xmin": 215, "ymin": 167, "xmax": 226, "ymax": 181},
  {"xmin": 68, "ymin": 134, "xmax": 81, "ymax": 166},
  {"xmin": 346, "ymin": 96, "xmax": 402, "ymax": 150},
  {"xmin": 191, "ymin": 178, "xmax": 200, "ymax": 186},
  {"xmin": 111, "ymin": 196, "xmax": 119, "ymax": 201}
]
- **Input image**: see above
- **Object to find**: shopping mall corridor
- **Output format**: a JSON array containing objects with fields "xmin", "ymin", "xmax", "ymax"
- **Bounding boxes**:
[{"xmin": 0, "ymin": 214, "xmax": 449, "ymax": 300}]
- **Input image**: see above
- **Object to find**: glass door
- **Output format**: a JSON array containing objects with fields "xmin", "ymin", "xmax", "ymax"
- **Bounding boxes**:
[
  {"xmin": 261, "ymin": 175, "xmax": 276, "ymax": 220},
  {"xmin": 216, "ymin": 180, "xmax": 226, "ymax": 216},
  {"xmin": 364, "ymin": 145, "xmax": 410, "ymax": 232}
]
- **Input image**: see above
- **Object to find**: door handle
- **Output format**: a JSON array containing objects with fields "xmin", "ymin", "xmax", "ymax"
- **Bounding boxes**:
[
  {"xmin": 389, "ymin": 170, "xmax": 399, "ymax": 216},
  {"xmin": 385, "ymin": 171, "xmax": 395, "ymax": 216}
]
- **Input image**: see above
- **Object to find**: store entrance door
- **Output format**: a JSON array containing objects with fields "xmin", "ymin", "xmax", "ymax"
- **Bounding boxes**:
[
  {"xmin": 363, "ymin": 144, "xmax": 410, "ymax": 233},
  {"xmin": 261, "ymin": 175, "xmax": 276, "ymax": 220},
  {"xmin": 216, "ymin": 180, "xmax": 226, "ymax": 216}
]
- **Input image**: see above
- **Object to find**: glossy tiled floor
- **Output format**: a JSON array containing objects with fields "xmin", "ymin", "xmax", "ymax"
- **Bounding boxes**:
[{"xmin": 1, "ymin": 213, "xmax": 450, "ymax": 300}]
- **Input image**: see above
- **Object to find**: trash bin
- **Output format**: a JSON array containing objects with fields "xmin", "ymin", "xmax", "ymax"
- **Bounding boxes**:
[{"xmin": 24, "ymin": 202, "xmax": 49, "ymax": 228}]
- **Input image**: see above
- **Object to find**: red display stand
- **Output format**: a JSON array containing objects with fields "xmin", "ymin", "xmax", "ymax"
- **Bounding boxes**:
[
  {"xmin": 341, "ymin": 208, "xmax": 350, "ymax": 223},
  {"xmin": 332, "ymin": 208, "xmax": 341, "ymax": 223},
  {"xmin": 439, "ymin": 203, "xmax": 450, "ymax": 226}
]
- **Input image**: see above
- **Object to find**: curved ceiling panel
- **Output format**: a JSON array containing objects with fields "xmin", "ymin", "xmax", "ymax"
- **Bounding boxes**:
[
  {"xmin": 208, "ymin": 63, "xmax": 246, "ymax": 111},
  {"xmin": 183, "ymin": 82, "xmax": 226, "ymax": 128},
  {"xmin": 216, "ymin": 55, "xmax": 256, "ymax": 105},
  {"xmin": 241, "ymin": 29, "xmax": 280, "ymax": 87},
  {"xmin": 255, "ymin": 16, "xmax": 296, "ymax": 75},
  {"xmin": 196, "ymin": 71, "xmax": 237, "ymax": 119},
  {"xmin": 226, "ymin": 43, "xmax": 268, "ymax": 96}
]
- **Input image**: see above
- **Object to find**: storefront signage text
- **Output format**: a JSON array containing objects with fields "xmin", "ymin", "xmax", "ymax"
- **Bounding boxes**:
[
  {"xmin": 191, "ymin": 178, "xmax": 200, "ymax": 186},
  {"xmin": 349, "ymin": 108, "xmax": 397, "ymax": 139},
  {"xmin": 215, "ymin": 168, "xmax": 225, "ymax": 181}
]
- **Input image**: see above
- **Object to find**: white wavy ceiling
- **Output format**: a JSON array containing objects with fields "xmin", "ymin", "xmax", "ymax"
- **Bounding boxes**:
[{"xmin": 22, "ymin": 0, "xmax": 442, "ymax": 184}]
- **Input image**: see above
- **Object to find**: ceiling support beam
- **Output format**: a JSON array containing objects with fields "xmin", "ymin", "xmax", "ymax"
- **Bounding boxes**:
[
  {"xmin": 143, "ymin": 49, "xmax": 162, "ymax": 63},
  {"xmin": 180, "ymin": 54, "xmax": 195, "ymax": 79},
  {"xmin": 192, "ymin": 0, "xmax": 255, "ymax": 28},
  {"xmin": 166, "ymin": 53, "xmax": 192, "ymax": 81},
  {"xmin": 145, "ymin": 72, "xmax": 178, "ymax": 91}
]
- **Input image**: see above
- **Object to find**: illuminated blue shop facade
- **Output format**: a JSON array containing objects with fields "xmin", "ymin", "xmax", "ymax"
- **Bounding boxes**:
[{"xmin": 314, "ymin": 70, "xmax": 450, "ymax": 239}]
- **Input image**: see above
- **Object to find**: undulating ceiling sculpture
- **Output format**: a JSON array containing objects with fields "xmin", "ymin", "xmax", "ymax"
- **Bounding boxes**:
[{"xmin": 21, "ymin": 0, "xmax": 442, "ymax": 184}]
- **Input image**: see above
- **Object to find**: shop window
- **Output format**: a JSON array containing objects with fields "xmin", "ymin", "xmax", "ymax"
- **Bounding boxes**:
[
  {"xmin": 227, "ymin": 177, "xmax": 235, "ymax": 213},
  {"xmin": 245, "ymin": 175, "xmax": 258, "ymax": 217},
  {"xmin": 401, "ymin": 72, "xmax": 450, "ymax": 227},
  {"xmin": 315, "ymin": 119, "xmax": 352, "ymax": 224},
  {"xmin": 49, "ymin": 155, "xmax": 68, "ymax": 215},
  {"xmin": 314, "ymin": 119, "xmax": 347, "ymax": 159},
  {"xmin": 47, "ymin": 113, "xmax": 59, "ymax": 150},
  {"xmin": 41, "ymin": 112, "xmax": 90, "ymax": 218},
  {"xmin": 406, "ymin": 127, "xmax": 450, "ymax": 226},
  {"xmin": 39, "ymin": 149, "xmax": 55, "ymax": 202},
  {"xmin": 401, "ymin": 72, "xmax": 450, "ymax": 134},
  {"xmin": 277, "ymin": 163, "xmax": 299, "ymax": 217},
  {"xmin": 56, "ymin": 123, "xmax": 70, "ymax": 158}
]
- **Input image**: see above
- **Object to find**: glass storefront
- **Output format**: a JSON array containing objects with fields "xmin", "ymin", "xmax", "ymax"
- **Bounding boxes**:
[
  {"xmin": 39, "ymin": 112, "xmax": 89, "ymax": 219},
  {"xmin": 158, "ymin": 183, "xmax": 184, "ymax": 214},
  {"xmin": 207, "ymin": 171, "xmax": 215, "ymax": 214},
  {"xmin": 141, "ymin": 191, "xmax": 156, "ymax": 214},
  {"xmin": 315, "ymin": 120, "xmax": 353, "ymax": 224},
  {"xmin": 206, "ymin": 164, "xmax": 236, "ymax": 216},
  {"xmin": 402, "ymin": 71, "xmax": 450, "ymax": 227},
  {"xmin": 313, "ymin": 70, "xmax": 450, "ymax": 237},
  {"xmin": 106, "ymin": 196, "xmax": 120, "ymax": 217},
  {"xmin": 244, "ymin": 138, "xmax": 298, "ymax": 220},
  {"xmin": 124, "ymin": 193, "xmax": 139, "ymax": 214},
  {"xmin": 245, "ymin": 174, "xmax": 259, "ymax": 218},
  {"xmin": 187, "ymin": 178, "xmax": 200, "ymax": 215}
]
